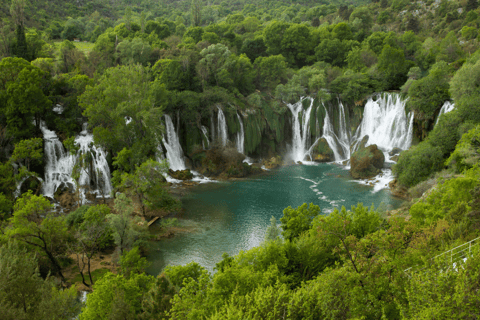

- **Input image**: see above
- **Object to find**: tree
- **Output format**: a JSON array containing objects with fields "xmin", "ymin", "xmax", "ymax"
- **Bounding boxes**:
[
  {"xmin": 280, "ymin": 24, "xmax": 314, "ymax": 67},
  {"xmin": 79, "ymin": 272, "xmax": 154, "ymax": 320},
  {"xmin": 349, "ymin": 7, "xmax": 373, "ymax": 33},
  {"xmin": 10, "ymin": 138, "xmax": 42, "ymax": 171},
  {"xmin": 253, "ymin": 55, "xmax": 288, "ymax": 91},
  {"xmin": 145, "ymin": 21, "xmax": 171, "ymax": 40},
  {"xmin": 263, "ymin": 20, "xmax": 290, "ymax": 56},
  {"xmin": 377, "ymin": 45, "xmax": 411, "ymax": 90},
  {"xmin": 191, "ymin": 0, "xmax": 202, "ymax": 27},
  {"xmin": 1, "ymin": 60, "xmax": 50, "ymax": 140},
  {"xmin": 79, "ymin": 64, "xmax": 164, "ymax": 164},
  {"xmin": 407, "ymin": 61, "xmax": 451, "ymax": 120},
  {"xmin": 115, "ymin": 159, "xmax": 180, "ymax": 215},
  {"xmin": 393, "ymin": 142, "xmax": 444, "ymax": 187},
  {"xmin": 7, "ymin": 191, "xmax": 71, "ymax": 281},
  {"xmin": 196, "ymin": 43, "xmax": 233, "ymax": 89},
  {"xmin": 315, "ymin": 39, "xmax": 359, "ymax": 67},
  {"xmin": 280, "ymin": 203, "xmax": 321, "ymax": 241},
  {"xmin": 108, "ymin": 193, "xmax": 149, "ymax": 255},
  {"xmin": 0, "ymin": 241, "xmax": 80, "ymax": 319},
  {"xmin": 240, "ymin": 37, "xmax": 267, "ymax": 62},
  {"xmin": 75, "ymin": 205, "xmax": 112, "ymax": 286},
  {"xmin": 115, "ymin": 38, "xmax": 153, "ymax": 66},
  {"xmin": 119, "ymin": 246, "xmax": 150, "ymax": 278}
]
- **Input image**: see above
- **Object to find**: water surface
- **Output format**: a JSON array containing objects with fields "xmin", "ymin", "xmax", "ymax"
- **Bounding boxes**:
[{"xmin": 147, "ymin": 164, "xmax": 403, "ymax": 275}]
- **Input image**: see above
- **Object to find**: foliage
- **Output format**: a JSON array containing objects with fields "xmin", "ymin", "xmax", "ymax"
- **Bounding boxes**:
[
  {"xmin": 119, "ymin": 246, "xmax": 151, "ymax": 278},
  {"xmin": 108, "ymin": 193, "xmax": 149, "ymax": 254},
  {"xmin": 407, "ymin": 61, "xmax": 451, "ymax": 120},
  {"xmin": 79, "ymin": 272, "xmax": 154, "ymax": 320},
  {"xmin": 0, "ymin": 240, "xmax": 80, "ymax": 320},
  {"xmin": 114, "ymin": 159, "xmax": 180, "ymax": 215},
  {"xmin": 393, "ymin": 142, "xmax": 444, "ymax": 187},
  {"xmin": 6, "ymin": 191, "xmax": 71, "ymax": 281},
  {"xmin": 280, "ymin": 203, "xmax": 320, "ymax": 241},
  {"xmin": 79, "ymin": 64, "xmax": 164, "ymax": 164}
]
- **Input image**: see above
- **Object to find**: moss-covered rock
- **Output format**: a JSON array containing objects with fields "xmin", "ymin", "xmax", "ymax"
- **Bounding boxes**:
[
  {"xmin": 350, "ymin": 144, "xmax": 385, "ymax": 179},
  {"xmin": 311, "ymin": 138, "xmax": 334, "ymax": 162},
  {"xmin": 168, "ymin": 169, "xmax": 193, "ymax": 180},
  {"xmin": 263, "ymin": 156, "xmax": 282, "ymax": 169},
  {"xmin": 196, "ymin": 145, "xmax": 262, "ymax": 178}
]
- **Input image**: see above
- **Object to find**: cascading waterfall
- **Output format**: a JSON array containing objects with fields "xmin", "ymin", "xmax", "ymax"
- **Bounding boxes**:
[
  {"xmin": 354, "ymin": 93, "xmax": 414, "ymax": 153},
  {"xmin": 317, "ymin": 104, "xmax": 351, "ymax": 161},
  {"xmin": 162, "ymin": 114, "xmax": 186, "ymax": 171},
  {"xmin": 435, "ymin": 101, "xmax": 455, "ymax": 125},
  {"xmin": 303, "ymin": 93, "xmax": 414, "ymax": 163},
  {"xmin": 75, "ymin": 127, "xmax": 113, "ymax": 198},
  {"xmin": 201, "ymin": 125, "xmax": 210, "ymax": 149},
  {"xmin": 41, "ymin": 123, "xmax": 112, "ymax": 202},
  {"xmin": 217, "ymin": 107, "xmax": 228, "ymax": 147},
  {"xmin": 287, "ymin": 97, "xmax": 314, "ymax": 162},
  {"xmin": 236, "ymin": 113, "xmax": 245, "ymax": 154},
  {"xmin": 42, "ymin": 124, "xmax": 76, "ymax": 198}
]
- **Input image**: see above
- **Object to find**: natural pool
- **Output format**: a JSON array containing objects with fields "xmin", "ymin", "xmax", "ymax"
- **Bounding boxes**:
[{"xmin": 146, "ymin": 163, "xmax": 403, "ymax": 275}]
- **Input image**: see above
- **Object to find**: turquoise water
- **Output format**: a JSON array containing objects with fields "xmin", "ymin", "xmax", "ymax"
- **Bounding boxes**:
[{"xmin": 146, "ymin": 164, "xmax": 403, "ymax": 275}]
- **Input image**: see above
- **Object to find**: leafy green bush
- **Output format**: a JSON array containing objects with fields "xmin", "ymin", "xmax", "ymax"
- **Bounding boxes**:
[{"xmin": 393, "ymin": 142, "xmax": 444, "ymax": 187}]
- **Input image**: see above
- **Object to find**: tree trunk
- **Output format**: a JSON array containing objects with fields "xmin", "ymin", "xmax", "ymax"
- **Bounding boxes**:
[{"xmin": 87, "ymin": 256, "xmax": 93, "ymax": 285}]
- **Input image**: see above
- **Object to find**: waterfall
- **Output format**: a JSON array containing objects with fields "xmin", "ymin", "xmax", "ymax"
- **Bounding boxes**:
[
  {"xmin": 41, "ymin": 123, "xmax": 112, "ymax": 202},
  {"xmin": 75, "ymin": 129, "xmax": 113, "ymax": 198},
  {"xmin": 435, "ymin": 101, "xmax": 455, "ymax": 125},
  {"xmin": 302, "ymin": 93, "xmax": 414, "ymax": 162},
  {"xmin": 354, "ymin": 93, "xmax": 414, "ymax": 153},
  {"xmin": 201, "ymin": 125, "xmax": 210, "ymax": 149},
  {"xmin": 236, "ymin": 113, "xmax": 245, "ymax": 154},
  {"xmin": 287, "ymin": 97, "xmax": 313, "ymax": 162},
  {"xmin": 217, "ymin": 107, "xmax": 228, "ymax": 147},
  {"xmin": 162, "ymin": 114, "xmax": 186, "ymax": 171},
  {"xmin": 319, "ymin": 104, "xmax": 351, "ymax": 161}
]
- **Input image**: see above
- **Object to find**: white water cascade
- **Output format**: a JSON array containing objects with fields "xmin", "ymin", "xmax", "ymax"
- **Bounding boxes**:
[
  {"xmin": 318, "ymin": 105, "xmax": 351, "ymax": 161},
  {"xmin": 162, "ymin": 114, "xmax": 186, "ymax": 171},
  {"xmin": 287, "ymin": 97, "xmax": 314, "ymax": 162},
  {"xmin": 41, "ymin": 123, "xmax": 112, "ymax": 202},
  {"xmin": 236, "ymin": 113, "xmax": 245, "ymax": 154},
  {"xmin": 435, "ymin": 101, "xmax": 455, "ymax": 125},
  {"xmin": 217, "ymin": 107, "xmax": 228, "ymax": 147},
  {"xmin": 354, "ymin": 93, "xmax": 414, "ymax": 153},
  {"xmin": 298, "ymin": 93, "xmax": 414, "ymax": 164},
  {"xmin": 201, "ymin": 125, "xmax": 210, "ymax": 149}
]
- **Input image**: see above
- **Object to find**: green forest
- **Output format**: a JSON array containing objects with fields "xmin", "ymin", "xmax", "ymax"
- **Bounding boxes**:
[{"xmin": 2, "ymin": 0, "xmax": 480, "ymax": 318}]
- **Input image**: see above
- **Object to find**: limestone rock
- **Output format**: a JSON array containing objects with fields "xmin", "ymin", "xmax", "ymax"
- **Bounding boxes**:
[
  {"xmin": 263, "ymin": 156, "xmax": 282, "ymax": 169},
  {"xmin": 350, "ymin": 144, "xmax": 385, "ymax": 179},
  {"xmin": 168, "ymin": 169, "xmax": 193, "ymax": 180},
  {"xmin": 311, "ymin": 138, "xmax": 334, "ymax": 162}
]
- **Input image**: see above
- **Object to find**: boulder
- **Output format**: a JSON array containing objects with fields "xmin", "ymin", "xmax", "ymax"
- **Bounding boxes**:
[
  {"xmin": 263, "ymin": 156, "xmax": 282, "ymax": 169},
  {"xmin": 311, "ymin": 138, "xmax": 334, "ymax": 162},
  {"xmin": 168, "ymin": 169, "xmax": 193, "ymax": 180},
  {"xmin": 388, "ymin": 147, "xmax": 402, "ymax": 157},
  {"xmin": 350, "ymin": 144, "xmax": 385, "ymax": 179}
]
